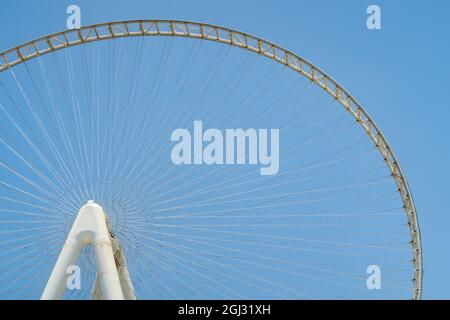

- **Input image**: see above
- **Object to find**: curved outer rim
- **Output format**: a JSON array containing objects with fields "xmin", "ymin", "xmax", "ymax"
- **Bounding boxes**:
[{"xmin": 0, "ymin": 19, "xmax": 423, "ymax": 299}]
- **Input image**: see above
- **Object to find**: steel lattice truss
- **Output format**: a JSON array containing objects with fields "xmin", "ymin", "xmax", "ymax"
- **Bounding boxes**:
[{"xmin": 0, "ymin": 20, "xmax": 423, "ymax": 299}]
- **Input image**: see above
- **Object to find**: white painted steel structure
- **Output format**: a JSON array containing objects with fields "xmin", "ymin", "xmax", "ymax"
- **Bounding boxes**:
[
  {"xmin": 41, "ymin": 201, "xmax": 131, "ymax": 300},
  {"xmin": 0, "ymin": 20, "xmax": 423, "ymax": 299}
]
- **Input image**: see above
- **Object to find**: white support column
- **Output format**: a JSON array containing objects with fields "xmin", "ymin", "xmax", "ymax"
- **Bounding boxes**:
[
  {"xmin": 41, "ymin": 201, "xmax": 124, "ymax": 300},
  {"xmin": 92, "ymin": 236, "xmax": 137, "ymax": 300}
]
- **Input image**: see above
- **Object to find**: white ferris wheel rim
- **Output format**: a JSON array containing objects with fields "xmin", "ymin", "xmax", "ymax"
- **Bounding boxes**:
[{"xmin": 0, "ymin": 19, "xmax": 423, "ymax": 299}]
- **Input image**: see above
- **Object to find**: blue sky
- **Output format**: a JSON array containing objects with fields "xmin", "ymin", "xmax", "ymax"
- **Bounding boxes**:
[{"xmin": 0, "ymin": 0, "xmax": 449, "ymax": 299}]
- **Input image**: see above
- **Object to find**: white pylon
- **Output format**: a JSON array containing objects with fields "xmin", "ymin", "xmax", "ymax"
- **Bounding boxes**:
[{"xmin": 41, "ymin": 201, "xmax": 127, "ymax": 300}]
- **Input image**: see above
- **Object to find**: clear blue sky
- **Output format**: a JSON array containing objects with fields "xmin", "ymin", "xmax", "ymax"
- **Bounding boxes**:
[{"xmin": 0, "ymin": 0, "xmax": 449, "ymax": 299}]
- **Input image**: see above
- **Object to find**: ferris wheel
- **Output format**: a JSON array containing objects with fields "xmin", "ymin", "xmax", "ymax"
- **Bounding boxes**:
[{"xmin": 0, "ymin": 20, "xmax": 422, "ymax": 300}]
